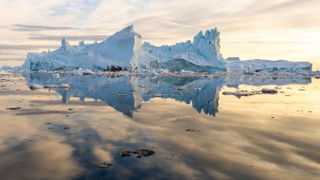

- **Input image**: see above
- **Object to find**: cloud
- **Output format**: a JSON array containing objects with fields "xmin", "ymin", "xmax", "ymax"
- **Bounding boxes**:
[
  {"xmin": 0, "ymin": 0, "xmax": 319, "ymax": 67},
  {"xmin": 29, "ymin": 34, "xmax": 107, "ymax": 41},
  {"xmin": 0, "ymin": 44, "xmax": 57, "ymax": 50},
  {"xmin": 12, "ymin": 24, "xmax": 76, "ymax": 31},
  {"xmin": 0, "ymin": 57, "xmax": 24, "ymax": 61},
  {"xmin": 28, "ymin": 34, "xmax": 174, "ymax": 42}
]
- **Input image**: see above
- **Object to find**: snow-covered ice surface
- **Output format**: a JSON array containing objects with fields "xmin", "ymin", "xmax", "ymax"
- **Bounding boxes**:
[
  {"xmin": 22, "ymin": 25, "xmax": 142, "ymax": 72},
  {"xmin": 1, "ymin": 25, "xmax": 313, "ymax": 75},
  {"xmin": 21, "ymin": 26, "xmax": 225, "ymax": 73}
]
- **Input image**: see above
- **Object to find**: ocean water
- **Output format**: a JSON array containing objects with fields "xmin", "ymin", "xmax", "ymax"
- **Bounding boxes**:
[{"xmin": 0, "ymin": 73, "xmax": 319, "ymax": 179}]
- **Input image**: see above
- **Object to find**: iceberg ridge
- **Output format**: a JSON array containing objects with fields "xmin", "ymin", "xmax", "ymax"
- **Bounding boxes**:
[{"xmin": 13, "ymin": 25, "xmax": 314, "ymax": 75}]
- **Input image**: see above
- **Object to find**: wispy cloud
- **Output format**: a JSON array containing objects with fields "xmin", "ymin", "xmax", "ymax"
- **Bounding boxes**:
[
  {"xmin": 12, "ymin": 24, "xmax": 76, "ymax": 31},
  {"xmin": 28, "ymin": 34, "xmax": 175, "ymax": 42},
  {"xmin": 0, "ymin": 44, "xmax": 57, "ymax": 51},
  {"xmin": 29, "ymin": 34, "xmax": 107, "ymax": 41},
  {"xmin": 0, "ymin": 57, "xmax": 25, "ymax": 61}
]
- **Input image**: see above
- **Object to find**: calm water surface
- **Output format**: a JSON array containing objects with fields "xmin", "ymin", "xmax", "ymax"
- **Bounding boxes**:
[{"xmin": 0, "ymin": 73, "xmax": 319, "ymax": 179}]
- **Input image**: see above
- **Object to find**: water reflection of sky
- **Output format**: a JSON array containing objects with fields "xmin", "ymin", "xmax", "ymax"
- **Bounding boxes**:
[
  {"xmin": 25, "ymin": 74, "xmax": 311, "ymax": 118},
  {"xmin": 0, "ymin": 74, "xmax": 319, "ymax": 179}
]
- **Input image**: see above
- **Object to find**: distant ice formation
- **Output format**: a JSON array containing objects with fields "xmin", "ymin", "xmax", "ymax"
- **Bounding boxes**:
[{"xmin": 226, "ymin": 57, "xmax": 312, "ymax": 75}]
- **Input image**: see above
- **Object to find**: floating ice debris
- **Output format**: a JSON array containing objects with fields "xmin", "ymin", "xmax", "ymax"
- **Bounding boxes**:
[
  {"xmin": 43, "ymin": 85, "xmax": 59, "ymax": 88},
  {"xmin": 99, "ymin": 162, "xmax": 113, "ymax": 168},
  {"xmin": 82, "ymin": 71, "xmax": 95, "ymax": 76},
  {"xmin": 6, "ymin": 107, "xmax": 21, "ymax": 110},
  {"xmin": 120, "ymin": 149, "xmax": 155, "ymax": 158},
  {"xmin": 44, "ymin": 84, "xmax": 71, "ymax": 89},
  {"xmin": 261, "ymin": 88, "xmax": 278, "ymax": 94},
  {"xmin": 117, "ymin": 93, "xmax": 128, "ymax": 96},
  {"xmin": 48, "ymin": 126, "xmax": 56, "ymax": 130},
  {"xmin": 186, "ymin": 129, "xmax": 201, "ymax": 132},
  {"xmin": 222, "ymin": 90, "xmax": 260, "ymax": 97},
  {"xmin": 29, "ymin": 84, "xmax": 43, "ymax": 90},
  {"xmin": 53, "ymin": 74, "xmax": 60, "ymax": 78},
  {"xmin": 178, "ymin": 87, "xmax": 188, "ymax": 91},
  {"xmin": 223, "ymin": 88, "xmax": 278, "ymax": 97},
  {"xmin": 59, "ymin": 84, "xmax": 72, "ymax": 89},
  {"xmin": 313, "ymin": 71, "xmax": 320, "ymax": 78}
]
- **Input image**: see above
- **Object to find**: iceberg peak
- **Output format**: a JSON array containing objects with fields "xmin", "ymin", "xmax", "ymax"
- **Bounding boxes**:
[
  {"xmin": 60, "ymin": 38, "xmax": 70, "ymax": 51},
  {"xmin": 19, "ymin": 25, "xmax": 312, "ymax": 74},
  {"xmin": 135, "ymin": 27, "xmax": 225, "ymax": 72},
  {"xmin": 111, "ymin": 25, "xmax": 141, "ymax": 39}
]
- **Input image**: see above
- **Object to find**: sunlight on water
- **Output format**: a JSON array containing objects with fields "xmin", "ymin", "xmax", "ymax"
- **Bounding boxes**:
[{"xmin": 0, "ymin": 73, "xmax": 319, "ymax": 179}]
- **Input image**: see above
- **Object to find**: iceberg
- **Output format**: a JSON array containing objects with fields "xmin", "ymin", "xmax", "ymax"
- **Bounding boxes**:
[
  {"xmin": 226, "ymin": 57, "xmax": 312, "ymax": 75},
  {"xmin": 135, "ymin": 28, "xmax": 226, "ymax": 72},
  {"xmin": 0, "ymin": 65, "xmax": 20, "ymax": 73},
  {"xmin": 22, "ymin": 25, "xmax": 142, "ymax": 72},
  {"xmin": 20, "ymin": 26, "xmax": 226, "ymax": 72},
  {"xmin": 16, "ymin": 25, "xmax": 314, "ymax": 75}
]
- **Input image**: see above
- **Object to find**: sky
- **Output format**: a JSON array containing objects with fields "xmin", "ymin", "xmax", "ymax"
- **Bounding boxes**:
[{"xmin": 0, "ymin": 0, "xmax": 319, "ymax": 69}]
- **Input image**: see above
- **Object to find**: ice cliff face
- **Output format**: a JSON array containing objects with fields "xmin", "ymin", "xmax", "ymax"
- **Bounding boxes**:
[
  {"xmin": 21, "ymin": 26, "xmax": 226, "ymax": 72},
  {"xmin": 135, "ymin": 28, "xmax": 225, "ymax": 72},
  {"xmin": 19, "ymin": 25, "xmax": 313, "ymax": 74},
  {"xmin": 22, "ymin": 25, "xmax": 142, "ymax": 71}
]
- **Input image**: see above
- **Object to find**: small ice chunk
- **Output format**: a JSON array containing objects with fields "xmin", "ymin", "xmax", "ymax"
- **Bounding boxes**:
[
  {"xmin": 59, "ymin": 84, "xmax": 72, "ymax": 89},
  {"xmin": 44, "ymin": 85, "xmax": 59, "ymax": 88},
  {"xmin": 29, "ymin": 84, "xmax": 43, "ymax": 90},
  {"xmin": 222, "ymin": 90, "xmax": 260, "ymax": 97},
  {"xmin": 261, "ymin": 88, "xmax": 278, "ymax": 94}
]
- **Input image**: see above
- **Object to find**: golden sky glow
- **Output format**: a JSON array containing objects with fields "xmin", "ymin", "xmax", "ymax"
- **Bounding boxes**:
[{"xmin": 0, "ymin": 0, "xmax": 319, "ymax": 69}]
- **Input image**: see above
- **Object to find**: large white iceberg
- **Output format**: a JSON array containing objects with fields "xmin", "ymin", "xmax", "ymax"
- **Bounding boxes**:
[
  {"xmin": 18, "ymin": 25, "xmax": 313, "ymax": 74},
  {"xmin": 22, "ymin": 25, "xmax": 142, "ymax": 71},
  {"xmin": 21, "ymin": 26, "xmax": 226, "ymax": 72}
]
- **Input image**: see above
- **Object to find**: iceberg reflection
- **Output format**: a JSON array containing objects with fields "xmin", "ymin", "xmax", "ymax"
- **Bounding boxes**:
[{"xmin": 25, "ymin": 74, "xmax": 311, "ymax": 117}]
